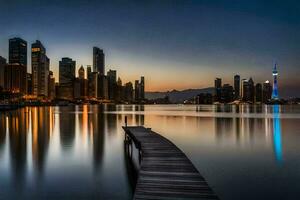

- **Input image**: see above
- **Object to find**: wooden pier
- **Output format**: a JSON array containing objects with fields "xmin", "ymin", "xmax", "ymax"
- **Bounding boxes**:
[{"xmin": 123, "ymin": 126, "xmax": 218, "ymax": 200}]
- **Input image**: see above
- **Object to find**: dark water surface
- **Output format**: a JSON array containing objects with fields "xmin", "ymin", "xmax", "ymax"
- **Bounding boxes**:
[{"xmin": 0, "ymin": 105, "xmax": 300, "ymax": 200}]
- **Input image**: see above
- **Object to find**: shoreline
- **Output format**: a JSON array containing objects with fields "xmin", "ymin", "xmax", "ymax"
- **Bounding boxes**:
[{"xmin": 1, "ymin": 102, "xmax": 299, "ymax": 112}]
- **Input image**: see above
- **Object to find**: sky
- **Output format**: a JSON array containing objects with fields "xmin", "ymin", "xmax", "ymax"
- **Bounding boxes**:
[{"xmin": 0, "ymin": 0, "xmax": 299, "ymax": 97}]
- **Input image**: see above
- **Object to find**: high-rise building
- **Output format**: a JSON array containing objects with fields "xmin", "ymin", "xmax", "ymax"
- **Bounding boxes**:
[
  {"xmin": 263, "ymin": 80, "xmax": 272, "ymax": 103},
  {"xmin": 0, "ymin": 56, "xmax": 7, "ymax": 89},
  {"xmin": 87, "ymin": 65, "xmax": 92, "ymax": 76},
  {"xmin": 98, "ymin": 75, "xmax": 108, "ymax": 99},
  {"xmin": 59, "ymin": 57, "xmax": 76, "ymax": 86},
  {"xmin": 78, "ymin": 65, "xmax": 85, "ymax": 79},
  {"xmin": 255, "ymin": 83, "xmax": 262, "ymax": 103},
  {"xmin": 9, "ymin": 37, "xmax": 27, "ymax": 66},
  {"xmin": 88, "ymin": 72, "xmax": 98, "ymax": 98},
  {"xmin": 27, "ymin": 73, "xmax": 32, "ymax": 95},
  {"xmin": 272, "ymin": 63, "xmax": 279, "ymax": 100},
  {"xmin": 234, "ymin": 75, "xmax": 240, "ymax": 100},
  {"xmin": 214, "ymin": 78, "xmax": 222, "ymax": 102},
  {"xmin": 242, "ymin": 78, "xmax": 254, "ymax": 102},
  {"xmin": 93, "ymin": 47, "xmax": 105, "ymax": 75},
  {"xmin": 32, "ymin": 40, "xmax": 49, "ymax": 97},
  {"xmin": 7, "ymin": 37, "xmax": 27, "ymax": 94},
  {"xmin": 221, "ymin": 84, "xmax": 234, "ymax": 103},
  {"xmin": 107, "ymin": 69, "xmax": 117, "ymax": 100},
  {"xmin": 73, "ymin": 78, "xmax": 81, "ymax": 99},
  {"xmin": 77, "ymin": 66, "xmax": 87, "ymax": 99},
  {"xmin": 240, "ymin": 79, "xmax": 246, "ymax": 99},
  {"xmin": 123, "ymin": 82, "xmax": 133, "ymax": 102},
  {"xmin": 134, "ymin": 80, "xmax": 140, "ymax": 101},
  {"xmin": 58, "ymin": 57, "xmax": 76, "ymax": 99},
  {"xmin": 134, "ymin": 77, "xmax": 145, "ymax": 102},
  {"xmin": 140, "ymin": 76, "xmax": 145, "ymax": 100},
  {"xmin": 4, "ymin": 64, "xmax": 27, "ymax": 94},
  {"xmin": 48, "ymin": 71, "xmax": 56, "ymax": 100},
  {"xmin": 116, "ymin": 77, "xmax": 123, "ymax": 102}
]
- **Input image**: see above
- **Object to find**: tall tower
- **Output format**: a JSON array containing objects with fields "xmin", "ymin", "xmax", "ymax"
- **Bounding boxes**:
[
  {"xmin": 9, "ymin": 37, "xmax": 27, "ymax": 66},
  {"xmin": 140, "ymin": 76, "xmax": 145, "ymax": 100},
  {"xmin": 93, "ymin": 47, "xmax": 105, "ymax": 75},
  {"xmin": 7, "ymin": 37, "xmax": 27, "ymax": 94},
  {"xmin": 234, "ymin": 75, "xmax": 240, "ymax": 100},
  {"xmin": 214, "ymin": 78, "xmax": 222, "ymax": 102},
  {"xmin": 59, "ymin": 57, "xmax": 76, "ymax": 86},
  {"xmin": 272, "ymin": 63, "xmax": 279, "ymax": 100},
  {"xmin": 32, "ymin": 40, "xmax": 49, "ymax": 97}
]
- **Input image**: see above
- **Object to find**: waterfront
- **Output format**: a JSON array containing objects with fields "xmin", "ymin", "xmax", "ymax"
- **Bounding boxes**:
[{"xmin": 0, "ymin": 105, "xmax": 300, "ymax": 199}]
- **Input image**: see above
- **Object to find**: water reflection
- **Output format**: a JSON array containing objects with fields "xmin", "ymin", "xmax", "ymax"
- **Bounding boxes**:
[
  {"xmin": 59, "ymin": 106, "xmax": 76, "ymax": 150},
  {"xmin": 0, "ymin": 105, "xmax": 134, "ymax": 199},
  {"xmin": 90, "ymin": 105, "xmax": 105, "ymax": 171},
  {"xmin": 31, "ymin": 107, "xmax": 53, "ymax": 177},
  {"xmin": 272, "ymin": 105, "xmax": 282, "ymax": 163},
  {"xmin": 0, "ymin": 105, "xmax": 299, "ymax": 200},
  {"xmin": 0, "ymin": 114, "xmax": 6, "ymax": 154},
  {"xmin": 9, "ymin": 109, "xmax": 29, "ymax": 187},
  {"xmin": 213, "ymin": 105, "xmax": 286, "ymax": 163}
]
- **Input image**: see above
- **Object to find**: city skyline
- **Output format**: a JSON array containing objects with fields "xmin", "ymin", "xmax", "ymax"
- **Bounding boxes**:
[
  {"xmin": 0, "ymin": 1, "xmax": 299, "ymax": 97},
  {"xmin": 0, "ymin": 36, "xmax": 146, "ymax": 104},
  {"xmin": 3, "ymin": 37, "xmax": 296, "ymax": 97}
]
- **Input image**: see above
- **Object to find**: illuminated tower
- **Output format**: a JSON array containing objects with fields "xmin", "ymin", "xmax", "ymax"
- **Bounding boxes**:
[{"xmin": 272, "ymin": 63, "xmax": 279, "ymax": 100}]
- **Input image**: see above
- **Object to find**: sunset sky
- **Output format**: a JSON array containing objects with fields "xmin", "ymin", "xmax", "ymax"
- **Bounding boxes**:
[{"xmin": 0, "ymin": 0, "xmax": 299, "ymax": 97}]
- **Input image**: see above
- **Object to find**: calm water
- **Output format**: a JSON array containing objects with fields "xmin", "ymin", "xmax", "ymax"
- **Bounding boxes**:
[{"xmin": 0, "ymin": 104, "xmax": 300, "ymax": 200}]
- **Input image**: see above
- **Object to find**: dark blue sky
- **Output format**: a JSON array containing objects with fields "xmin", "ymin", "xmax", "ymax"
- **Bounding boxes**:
[{"xmin": 0, "ymin": 0, "xmax": 299, "ymax": 97}]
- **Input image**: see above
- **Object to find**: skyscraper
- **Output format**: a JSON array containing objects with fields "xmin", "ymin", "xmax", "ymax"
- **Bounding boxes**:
[
  {"xmin": 9, "ymin": 37, "xmax": 27, "ymax": 66},
  {"xmin": 87, "ymin": 65, "xmax": 92, "ymax": 76},
  {"xmin": 6, "ymin": 37, "xmax": 27, "ymax": 94},
  {"xmin": 134, "ymin": 80, "xmax": 140, "ymax": 101},
  {"xmin": 0, "ymin": 56, "xmax": 6, "ymax": 88},
  {"xmin": 88, "ymin": 72, "xmax": 98, "ymax": 99},
  {"xmin": 116, "ymin": 77, "xmax": 123, "ymax": 102},
  {"xmin": 78, "ymin": 65, "xmax": 85, "ymax": 79},
  {"xmin": 93, "ymin": 47, "xmax": 105, "ymax": 75},
  {"xmin": 221, "ymin": 84, "xmax": 234, "ymax": 103},
  {"xmin": 140, "ymin": 76, "xmax": 145, "ymax": 100},
  {"xmin": 263, "ymin": 80, "xmax": 272, "ymax": 103},
  {"xmin": 58, "ymin": 57, "xmax": 76, "ymax": 99},
  {"xmin": 124, "ymin": 82, "xmax": 133, "ymax": 102},
  {"xmin": 31, "ymin": 40, "xmax": 49, "ymax": 97},
  {"xmin": 134, "ymin": 77, "xmax": 145, "ymax": 102},
  {"xmin": 48, "ymin": 71, "xmax": 56, "ymax": 100},
  {"xmin": 272, "ymin": 63, "xmax": 279, "ymax": 100},
  {"xmin": 255, "ymin": 83, "xmax": 262, "ymax": 103},
  {"xmin": 107, "ymin": 69, "xmax": 117, "ymax": 100},
  {"xmin": 98, "ymin": 75, "xmax": 108, "ymax": 99},
  {"xmin": 59, "ymin": 57, "xmax": 76, "ymax": 86},
  {"xmin": 27, "ymin": 73, "xmax": 32, "ymax": 95},
  {"xmin": 234, "ymin": 75, "xmax": 240, "ymax": 100},
  {"xmin": 87, "ymin": 65, "xmax": 95, "ymax": 98},
  {"xmin": 242, "ymin": 78, "xmax": 254, "ymax": 103},
  {"xmin": 214, "ymin": 78, "xmax": 222, "ymax": 102},
  {"xmin": 4, "ymin": 64, "xmax": 27, "ymax": 94}
]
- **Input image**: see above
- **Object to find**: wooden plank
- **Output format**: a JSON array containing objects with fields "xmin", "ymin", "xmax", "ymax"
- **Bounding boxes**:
[{"xmin": 123, "ymin": 126, "xmax": 218, "ymax": 200}]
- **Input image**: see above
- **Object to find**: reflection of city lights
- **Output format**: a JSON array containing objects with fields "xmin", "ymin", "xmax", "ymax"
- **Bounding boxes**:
[
  {"xmin": 273, "ymin": 105, "xmax": 282, "ymax": 163},
  {"xmin": 83, "ymin": 105, "xmax": 88, "ymax": 139}
]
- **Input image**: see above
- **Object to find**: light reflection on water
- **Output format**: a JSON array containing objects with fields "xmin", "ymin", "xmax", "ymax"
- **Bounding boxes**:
[
  {"xmin": 0, "ymin": 104, "xmax": 300, "ymax": 200},
  {"xmin": 273, "ymin": 105, "xmax": 282, "ymax": 163}
]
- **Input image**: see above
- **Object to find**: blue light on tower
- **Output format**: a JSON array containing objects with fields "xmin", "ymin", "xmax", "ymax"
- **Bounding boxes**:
[{"xmin": 272, "ymin": 63, "xmax": 279, "ymax": 100}]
